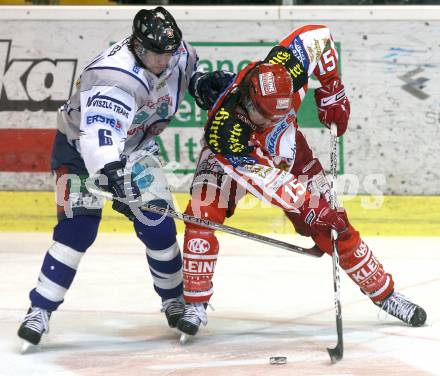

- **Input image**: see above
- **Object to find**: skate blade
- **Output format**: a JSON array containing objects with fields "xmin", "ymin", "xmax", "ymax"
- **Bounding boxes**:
[
  {"xmin": 20, "ymin": 341, "xmax": 34, "ymax": 354},
  {"xmin": 179, "ymin": 332, "xmax": 192, "ymax": 345}
]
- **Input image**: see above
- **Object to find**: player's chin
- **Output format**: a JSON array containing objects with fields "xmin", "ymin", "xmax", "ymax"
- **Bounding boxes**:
[
  {"xmin": 146, "ymin": 64, "xmax": 167, "ymax": 75},
  {"xmin": 150, "ymin": 68, "xmax": 165, "ymax": 75}
]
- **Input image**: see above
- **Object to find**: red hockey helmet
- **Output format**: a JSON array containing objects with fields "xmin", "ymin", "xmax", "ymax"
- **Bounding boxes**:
[{"xmin": 247, "ymin": 63, "xmax": 293, "ymax": 121}]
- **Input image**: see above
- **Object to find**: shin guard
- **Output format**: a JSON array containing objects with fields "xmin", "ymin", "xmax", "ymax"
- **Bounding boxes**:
[
  {"xmin": 134, "ymin": 203, "xmax": 183, "ymax": 300},
  {"xmin": 30, "ymin": 216, "xmax": 100, "ymax": 311},
  {"xmin": 341, "ymin": 240, "xmax": 394, "ymax": 302},
  {"xmin": 182, "ymin": 200, "xmax": 225, "ymax": 303},
  {"xmin": 183, "ymin": 228, "xmax": 219, "ymax": 303},
  {"xmin": 314, "ymin": 228, "xmax": 394, "ymax": 302}
]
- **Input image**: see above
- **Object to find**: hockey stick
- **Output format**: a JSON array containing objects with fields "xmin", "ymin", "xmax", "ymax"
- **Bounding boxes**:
[
  {"xmin": 87, "ymin": 185, "xmax": 324, "ymax": 258},
  {"xmin": 141, "ymin": 202, "xmax": 324, "ymax": 257},
  {"xmin": 327, "ymin": 124, "xmax": 344, "ymax": 363}
]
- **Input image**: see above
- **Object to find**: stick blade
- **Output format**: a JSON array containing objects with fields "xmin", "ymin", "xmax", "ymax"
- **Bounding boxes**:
[
  {"xmin": 307, "ymin": 246, "xmax": 325, "ymax": 258},
  {"xmin": 327, "ymin": 345, "xmax": 343, "ymax": 364}
]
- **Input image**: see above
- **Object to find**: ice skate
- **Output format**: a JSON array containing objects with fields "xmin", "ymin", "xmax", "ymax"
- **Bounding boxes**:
[
  {"xmin": 177, "ymin": 303, "xmax": 207, "ymax": 344},
  {"xmin": 375, "ymin": 290, "xmax": 427, "ymax": 327},
  {"xmin": 161, "ymin": 296, "xmax": 185, "ymax": 328},
  {"xmin": 18, "ymin": 306, "xmax": 51, "ymax": 352}
]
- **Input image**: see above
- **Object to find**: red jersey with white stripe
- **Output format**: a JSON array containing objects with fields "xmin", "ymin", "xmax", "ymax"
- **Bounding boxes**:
[
  {"xmin": 206, "ymin": 25, "xmax": 340, "ymax": 212},
  {"xmin": 183, "ymin": 25, "xmax": 395, "ymax": 306}
]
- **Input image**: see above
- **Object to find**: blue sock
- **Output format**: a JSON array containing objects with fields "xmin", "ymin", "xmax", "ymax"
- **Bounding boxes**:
[
  {"xmin": 30, "ymin": 216, "xmax": 100, "ymax": 311},
  {"xmin": 134, "ymin": 200, "xmax": 183, "ymax": 300}
]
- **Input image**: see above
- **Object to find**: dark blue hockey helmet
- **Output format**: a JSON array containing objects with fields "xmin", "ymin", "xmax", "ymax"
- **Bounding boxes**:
[{"xmin": 132, "ymin": 7, "xmax": 182, "ymax": 54}]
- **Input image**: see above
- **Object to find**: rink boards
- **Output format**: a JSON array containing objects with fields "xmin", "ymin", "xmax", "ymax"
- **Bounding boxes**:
[
  {"xmin": 0, "ymin": 192, "xmax": 439, "ymax": 236},
  {"xmin": 0, "ymin": 6, "xmax": 439, "ymax": 195}
]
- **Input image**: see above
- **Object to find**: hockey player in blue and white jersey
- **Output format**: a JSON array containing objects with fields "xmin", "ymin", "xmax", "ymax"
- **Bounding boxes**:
[{"xmin": 17, "ymin": 7, "xmax": 234, "ymax": 348}]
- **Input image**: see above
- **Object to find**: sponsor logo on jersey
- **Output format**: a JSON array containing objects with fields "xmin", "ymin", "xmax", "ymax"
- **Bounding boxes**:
[
  {"xmin": 196, "ymin": 154, "xmax": 224, "ymax": 181},
  {"xmin": 208, "ymin": 107, "xmax": 230, "ymax": 154},
  {"xmin": 243, "ymin": 165, "xmax": 272, "ymax": 179},
  {"xmin": 187, "ymin": 238, "xmax": 211, "ymax": 254},
  {"xmin": 270, "ymin": 170, "xmax": 289, "ymax": 192},
  {"xmin": 225, "ymin": 154, "xmax": 257, "ymax": 168},
  {"xmin": 132, "ymin": 110, "xmax": 150, "ymax": 125},
  {"xmin": 86, "ymin": 114, "xmax": 122, "ymax": 131},
  {"xmin": 183, "ymin": 259, "xmax": 216, "ymax": 274},
  {"xmin": 132, "ymin": 64, "xmax": 141, "ymax": 74},
  {"xmin": 86, "ymin": 92, "xmax": 131, "ymax": 118},
  {"xmin": 145, "ymin": 94, "xmax": 172, "ymax": 110},
  {"xmin": 289, "ymin": 62, "xmax": 305, "ymax": 79},
  {"xmin": 350, "ymin": 255, "xmax": 380, "ymax": 284},
  {"xmin": 127, "ymin": 120, "xmax": 168, "ymax": 137},
  {"xmin": 265, "ymin": 46, "xmax": 307, "ymax": 89},
  {"xmin": 314, "ymin": 39, "xmax": 323, "ymax": 61},
  {"xmin": 266, "ymin": 121, "xmax": 289, "ymax": 155},
  {"xmin": 354, "ymin": 242, "xmax": 369, "ymax": 258},
  {"xmin": 156, "ymin": 102, "xmax": 169, "ymax": 118},
  {"xmin": 127, "ymin": 123, "xmax": 146, "ymax": 136},
  {"xmin": 307, "ymin": 46, "xmax": 315, "ymax": 63},
  {"xmin": 285, "ymin": 113, "xmax": 297, "ymax": 124},
  {"xmin": 227, "ymin": 121, "xmax": 248, "ymax": 154},
  {"xmin": 288, "ymin": 37, "xmax": 310, "ymax": 71},
  {"xmin": 0, "ymin": 40, "xmax": 77, "ymax": 111}
]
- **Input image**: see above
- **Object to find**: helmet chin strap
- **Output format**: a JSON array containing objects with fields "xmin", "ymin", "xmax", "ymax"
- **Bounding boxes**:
[{"xmin": 242, "ymin": 95, "xmax": 253, "ymax": 116}]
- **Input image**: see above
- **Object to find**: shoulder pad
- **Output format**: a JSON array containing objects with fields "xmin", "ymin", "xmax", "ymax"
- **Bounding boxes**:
[{"xmin": 264, "ymin": 45, "xmax": 308, "ymax": 92}]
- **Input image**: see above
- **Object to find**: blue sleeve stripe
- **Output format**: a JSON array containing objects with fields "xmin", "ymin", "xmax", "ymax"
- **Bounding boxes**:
[
  {"xmin": 175, "ymin": 67, "xmax": 182, "ymax": 114},
  {"xmin": 83, "ymin": 55, "xmax": 104, "ymax": 71},
  {"xmin": 182, "ymin": 41, "xmax": 190, "ymax": 73},
  {"xmin": 85, "ymin": 66, "xmax": 150, "ymax": 94},
  {"xmin": 192, "ymin": 51, "xmax": 200, "ymax": 73},
  {"xmin": 147, "ymin": 254, "xmax": 182, "ymax": 275}
]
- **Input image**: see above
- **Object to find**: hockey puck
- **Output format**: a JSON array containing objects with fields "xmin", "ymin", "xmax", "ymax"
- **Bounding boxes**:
[{"xmin": 269, "ymin": 356, "xmax": 287, "ymax": 365}]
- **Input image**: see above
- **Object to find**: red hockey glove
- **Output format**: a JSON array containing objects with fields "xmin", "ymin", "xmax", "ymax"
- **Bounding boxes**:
[
  {"xmin": 299, "ymin": 197, "xmax": 348, "ymax": 236},
  {"xmin": 314, "ymin": 79, "xmax": 350, "ymax": 136}
]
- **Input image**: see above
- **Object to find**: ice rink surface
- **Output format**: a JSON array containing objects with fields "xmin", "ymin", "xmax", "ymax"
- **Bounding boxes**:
[{"xmin": 0, "ymin": 232, "xmax": 438, "ymax": 376}]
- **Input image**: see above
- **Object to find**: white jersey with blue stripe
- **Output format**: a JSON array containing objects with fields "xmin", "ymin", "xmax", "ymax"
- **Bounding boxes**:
[{"xmin": 59, "ymin": 37, "xmax": 200, "ymax": 175}]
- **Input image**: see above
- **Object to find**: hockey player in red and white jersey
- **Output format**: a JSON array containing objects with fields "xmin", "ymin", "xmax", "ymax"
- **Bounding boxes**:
[{"xmin": 176, "ymin": 25, "xmax": 427, "ymax": 336}]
